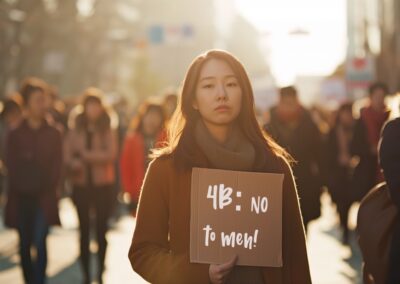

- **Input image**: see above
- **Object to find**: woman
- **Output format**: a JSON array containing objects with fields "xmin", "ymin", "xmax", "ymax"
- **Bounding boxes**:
[
  {"xmin": 64, "ymin": 88, "xmax": 118, "ymax": 284},
  {"xmin": 325, "ymin": 103, "xmax": 356, "ymax": 244},
  {"xmin": 129, "ymin": 50, "xmax": 311, "ymax": 284},
  {"xmin": 120, "ymin": 102, "xmax": 166, "ymax": 213}
]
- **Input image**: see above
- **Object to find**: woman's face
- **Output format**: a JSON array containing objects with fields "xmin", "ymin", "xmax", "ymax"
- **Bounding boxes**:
[
  {"xmin": 279, "ymin": 96, "xmax": 299, "ymax": 114},
  {"xmin": 193, "ymin": 58, "xmax": 242, "ymax": 127},
  {"xmin": 85, "ymin": 101, "xmax": 103, "ymax": 122},
  {"xmin": 370, "ymin": 88, "xmax": 386, "ymax": 110},
  {"xmin": 27, "ymin": 90, "xmax": 47, "ymax": 119},
  {"xmin": 338, "ymin": 109, "xmax": 354, "ymax": 127},
  {"xmin": 142, "ymin": 109, "xmax": 163, "ymax": 137}
]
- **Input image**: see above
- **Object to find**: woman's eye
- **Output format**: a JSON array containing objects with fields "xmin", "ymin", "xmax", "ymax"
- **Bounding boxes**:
[
  {"xmin": 227, "ymin": 82, "xmax": 238, "ymax": 87},
  {"xmin": 203, "ymin": 84, "xmax": 214, "ymax": 89}
]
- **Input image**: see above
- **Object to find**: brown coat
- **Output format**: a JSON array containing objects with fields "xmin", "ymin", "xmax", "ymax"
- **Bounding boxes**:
[
  {"xmin": 64, "ymin": 128, "xmax": 118, "ymax": 187},
  {"xmin": 129, "ymin": 148, "xmax": 311, "ymax": 284}
]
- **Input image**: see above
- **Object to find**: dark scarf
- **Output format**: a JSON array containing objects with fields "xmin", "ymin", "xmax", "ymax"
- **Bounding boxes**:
[
  {"xmin": 194, "ymin": 120, "xmax": 256, "ymax": 171},
  {"xmin": 194, "ymin": 119, "xmax": 264, "ymax": 284}
]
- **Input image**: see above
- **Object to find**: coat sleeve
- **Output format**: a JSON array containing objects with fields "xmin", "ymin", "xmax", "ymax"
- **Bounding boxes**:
[
  {"xmin": 120, "ymin": 134, "xmax": 144, "ymax": 201},
  {"xmin": 280, "ymin": 157, "xmax": 312, "ymax": 284},
  {"xmin": 5, "ymin": 129, "xmax": 18, "ymax": 192},
  {"xmin": 63, "ymin": 130, "xmax": 75, "ymax": 169},
  {"xmin": 379, "ymin": 119, "xmax": 400, "ymax": 208},
  {"xmin": 50, "ymin": 130, "xmax": 63, "ymax": 192},
  {"xmin": 120, "ymin": 135, "xmax": 134, "ymax": 196},
  {"xmin": 129, "ymin": 158, "xmax": 210, "ymax": 284}
]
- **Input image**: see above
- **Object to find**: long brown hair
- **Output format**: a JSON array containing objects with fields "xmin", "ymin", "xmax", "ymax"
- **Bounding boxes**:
[
  {"xmin": 129, "ymin": 101, "xmax": 166, "ymax": 135},
  {"xmin": 153, "ymin": 50, "xmax": 291, "ymax": 168},
  {"xmin": 75, "ymin": 88, "xmax": 111, "ymax": 133}
]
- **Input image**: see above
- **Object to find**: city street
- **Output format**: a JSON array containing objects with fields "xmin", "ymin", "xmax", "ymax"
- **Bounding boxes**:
[
  {"xmin": 1, "ymin": 0, "xmax": 398, "ymax": 283},
  {"xmin": 0, "ymin": 192, "xmax": 362, "ymax": 284}
]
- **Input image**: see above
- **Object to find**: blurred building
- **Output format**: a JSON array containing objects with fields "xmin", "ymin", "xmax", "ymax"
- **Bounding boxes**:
[
  {"xmin": 347, "ymin": 0, "xmax": 400, "ymax": 95},
  {"xmin": 376, "ymin": 0, "xmax": 400, "ymax": 93},
  {"xmin": 346, "ymin": 0, "xmax": 378, "ymax": 98},
  {"xmin": 130, "ymin": 0, "xmax": 274, "ymax": 107},
  {"xmin": 0, "ymin": 0, "xmax": 273, "ymax": 106},
  {"xmin": 132, "ymin": 0, "xmax": 216, "ymax": 96}
]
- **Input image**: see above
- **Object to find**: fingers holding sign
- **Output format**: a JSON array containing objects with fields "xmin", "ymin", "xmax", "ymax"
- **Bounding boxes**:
[{"xmin": 209, "ymin": 255, "xmax": 238, "ymax": 284}]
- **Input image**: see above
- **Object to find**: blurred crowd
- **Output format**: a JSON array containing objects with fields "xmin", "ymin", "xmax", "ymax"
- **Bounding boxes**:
[{"xmin": 0, "ymin": 77, "xmax": 397, "ymax": 283}]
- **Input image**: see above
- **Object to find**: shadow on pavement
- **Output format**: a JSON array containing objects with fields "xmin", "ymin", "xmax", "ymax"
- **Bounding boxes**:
[
  {"xmin": 48, "ymin": 259, "xmax": 81, "ymax": 284},
  {"xmin": 321, "ymin": 224, "xmax": 363, "ymax": 284},
  {"xmin": 0, "ymin": 229, "xmax": 18, "ymax": 272},
  {"xmin": 0, "ymin": 250, "xmax": 18, "ymax": 272}
]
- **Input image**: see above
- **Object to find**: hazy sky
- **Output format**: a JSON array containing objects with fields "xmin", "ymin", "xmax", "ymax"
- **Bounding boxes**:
[{"xmin": 234, "ymin": 0, "xmax": 347, "ymax": 85}]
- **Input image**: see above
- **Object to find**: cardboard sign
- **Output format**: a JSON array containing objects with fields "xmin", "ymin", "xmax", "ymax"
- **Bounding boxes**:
[{"xmin": 190, "ymin": 167, "xmax": 284, "ymax": 267}]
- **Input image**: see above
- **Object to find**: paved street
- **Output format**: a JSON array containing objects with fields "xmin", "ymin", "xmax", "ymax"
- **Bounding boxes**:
[{"xmin": 0, "ymin": 192, "xmax": 362, "ymax": 284}]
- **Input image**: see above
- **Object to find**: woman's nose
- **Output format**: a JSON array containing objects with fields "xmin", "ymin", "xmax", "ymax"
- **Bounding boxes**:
[{"xmin": 216, "ymin": 84, "xmax": 227, "ymax": 101}]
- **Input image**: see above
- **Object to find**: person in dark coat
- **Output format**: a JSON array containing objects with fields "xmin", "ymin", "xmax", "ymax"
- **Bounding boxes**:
[
  {"xmin": 5, "ymin": 78, "xmax": 63, "ymax": 284},
  {"xmin": 351, "ymin": 82, "xmax": 390, "ymax": 201},
  {"xmin": 264, "ymin": 86, "xmax": 322, "ymax": 231},
  {"xmin": 325, "ymin": 102, "xmax": 358, "ymax": 244},
  {"xmin": 379, "ymin": 117, "xmax": 400, "ymax": 284}
]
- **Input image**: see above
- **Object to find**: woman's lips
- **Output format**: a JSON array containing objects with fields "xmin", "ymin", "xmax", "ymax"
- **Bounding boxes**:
[{"xmin": 215, "ymin": 105, "xmax": 230, "ymax": 112}]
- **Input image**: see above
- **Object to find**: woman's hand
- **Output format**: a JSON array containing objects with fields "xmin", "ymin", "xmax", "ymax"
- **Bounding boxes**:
[{"xmin": 209, "ymin": 255, "xmax": 237, "ymax": 284}]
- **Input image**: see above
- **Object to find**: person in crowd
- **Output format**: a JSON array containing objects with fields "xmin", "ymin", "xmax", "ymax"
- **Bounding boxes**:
[
  {"xmin": 264, "ymin": 86, "xmax": 322, "ymax": 231},
  {"xmin": 0, "ymin": 97, "xmax": 23, "ymax": 135},
  {"xmin": 129, "ymin": 50, "xmax": 311, "ymax": 284},
  {"xmin": 351, "ymin": 82, "xmax": 390, "ymax": 201},
  {"xmin": 4, "ymin": 77, "xmax": 62, "ymax": 284},
  {"xmin": 325, "ymin": 102, "xmax": 358, "ymax": 244},
  {"xmin": 379, "ymin": 116, "xmax": 400, "ymax": 284},
  {"xmin": 120, "ymin": 102, "xmax": 166, "ymax": 215},
  {"xmin": 0, "ymin": 97, "xmax": 23, "ymax": 200},
  {"xmin": 162, "ymin": 90, "xmax": 178, "ymax": 121},
  {"xmin": 64, "ymin": 88, "xmax": 118, "ymax": 284}
]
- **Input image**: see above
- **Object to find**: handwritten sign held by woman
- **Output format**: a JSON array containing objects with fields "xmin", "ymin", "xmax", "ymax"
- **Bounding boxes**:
[{"xmin": 190, "ymin": 167, "xmax": 284, "ymax": 267}]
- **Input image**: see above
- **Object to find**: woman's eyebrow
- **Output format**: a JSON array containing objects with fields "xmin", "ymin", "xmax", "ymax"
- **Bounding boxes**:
[
  {"xmin": 199, "ymin": 76, "xmax": 215, "ymax": 82},
  {"xmin": 224, "ymin": 74, "xmax": 237, "ymax": 79},
  {"xmin": 199, "ymin": 74, "xmax": 236, "ymax": 82}
]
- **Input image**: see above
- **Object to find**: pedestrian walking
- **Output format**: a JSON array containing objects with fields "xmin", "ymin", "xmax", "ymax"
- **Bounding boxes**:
[
  {"xmin": 64, "ymin": 88, "xmax": 118, "ymax": 284},
  {"xmin": 351, "ymin": 82, "xmax": 390, "ymax": 201},
  {"xmin": 5, "ymin": 78, "xmax": 63, "ymax": 284},
  {"xmin": 264, "ymin": 86, "xmax": 322, "ymax": 231}
]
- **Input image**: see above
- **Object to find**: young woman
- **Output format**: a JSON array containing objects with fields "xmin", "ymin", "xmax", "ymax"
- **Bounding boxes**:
[
  {"xmin": 120, "ymin": 102, "xmax": 166, "ymax": 214},
  {"xmin": 129, "ymin": 50, "xmax": 311, "ymax": 284},
  {"xmin": 64, "ymin": 88, "xmax": 118, "ymax": 284},
  {"xmin": 5, "ymin": 78, "xmax": 62, "ymax": 284}
]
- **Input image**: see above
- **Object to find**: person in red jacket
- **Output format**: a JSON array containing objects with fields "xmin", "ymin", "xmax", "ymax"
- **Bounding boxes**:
[{"xmin": 120, "ymin": 102, "xmax": 166, "ymax": 214}]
